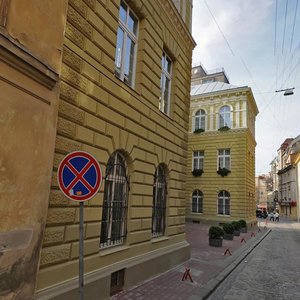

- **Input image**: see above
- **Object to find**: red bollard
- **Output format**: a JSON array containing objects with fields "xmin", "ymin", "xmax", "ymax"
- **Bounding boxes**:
[
  {"xmin": 181, "ymin": 268, "xmax": 193, "ymax": 283},
  {"xmin": 224, "ymin": 248, "xmax": 232, "ymax": 256}
]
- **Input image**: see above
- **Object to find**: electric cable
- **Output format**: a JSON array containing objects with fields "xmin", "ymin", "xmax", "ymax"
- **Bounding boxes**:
[
  {"xmin": 203, "ymin": 0, "xmax": 235, "ymax": 56},
  {"xmin": 290, "ymin": 0, "xmax": 298, "ymax": 52},
  {"xmin": 281, "ymin": 0, "xmax": 289, "ymax": 54}
]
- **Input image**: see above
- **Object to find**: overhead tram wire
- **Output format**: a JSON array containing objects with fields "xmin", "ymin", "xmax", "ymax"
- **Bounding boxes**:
[
  {"xmin": 203, "ymin": 0, "xmax": 235, "ymax": 56},
  {"xmin": 203, "ymin": 0, "xmax": 265, "ymax": 99},
  {"xmin": 274, "ymin": 0, "xmax": 278, "ymax": 56},
  {"xmin": 281, "ymin": 0, "xmax": 289, "ymax": 55},
  {"xmin": 290, "ymin": 0, "xmax": 299, "ymax": 52}
]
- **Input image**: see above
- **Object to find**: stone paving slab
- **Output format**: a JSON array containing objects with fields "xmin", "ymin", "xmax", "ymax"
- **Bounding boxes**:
[{"xmin": 112, "ymin": 222, "xmax": 270, "ymax": 300}]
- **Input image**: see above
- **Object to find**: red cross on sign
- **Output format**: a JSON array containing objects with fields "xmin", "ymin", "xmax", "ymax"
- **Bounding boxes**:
[{"xmin": 57, "ymin": 151, "xmax": 102, "ymax": 202}]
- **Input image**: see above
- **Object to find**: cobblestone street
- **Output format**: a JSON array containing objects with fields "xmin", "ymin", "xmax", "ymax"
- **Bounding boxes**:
[{"xmin": 208, "ymin": 218, "xmax": 300, "ymax": 300}]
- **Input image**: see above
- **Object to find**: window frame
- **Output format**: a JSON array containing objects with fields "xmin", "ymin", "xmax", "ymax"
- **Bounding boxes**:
[
  {"xmin": 114, "ymin": 0, "xmax": 139, "ymax": 88},
  {"xmin": 217, "ymin": 190, "xmax": 230, "ymax": 216},
  {"xmin": 194, "ymin": 109, "xmax": 206, "ymax": 131},
  {"xmin": 152, "ymin": 164, "xmax": 167, "ymax": 237},
  {"xmin": 217, "ymin": 149, "xmax": 231, "ymax": 170},
  {"xmin": 193, "ymin": 150, "xmax": 204, "ymax": 170},
  {"xmin": 159, "ymin": 51, "xmax": 172, "ymax": 115},
  {"xmin": 219, "ymin": 105, "xmax": 231, "ymax": 128},
  {"xmin": 192, "ymin": 190, "xmax": 203, "ymax": 213},
  {"xmin": 100, "ymin": 152, "xmax": 129, "ymax": 249}
]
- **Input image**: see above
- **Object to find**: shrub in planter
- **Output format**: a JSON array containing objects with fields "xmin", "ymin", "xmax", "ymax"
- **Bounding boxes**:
[
  {"xmin": 208, "ymin": 226, "xmax": 224, "ymax": 247},
  {"xmin": 222, "ymin": 223, "xmax": 234, "ymax": 240},
  {"xmin": 192, "ymin": 169, "xmax": 204, "ymax": 177},
  {"xmin": 218, "ymin": 126, "xmax": 230, "ymax": 132},
  {"xmin": 217, "ymin": 168, "xmax": 231, "ymax": 177},
  {"xmin": 194, "ymin": 128, "xmax": 205, "ymax": 134},
  {"xmin": 238, "ymin": 220, "xmax": 247, "ymax": 233},
  {"xmin": 232, "ymin": 221, "xmax": 241, "ymax": 236}
]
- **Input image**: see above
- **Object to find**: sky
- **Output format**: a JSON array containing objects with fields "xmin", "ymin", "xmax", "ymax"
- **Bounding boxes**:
[{"xmin": 191, "ymin": 0, "xmax": 300, "ymax": 175}]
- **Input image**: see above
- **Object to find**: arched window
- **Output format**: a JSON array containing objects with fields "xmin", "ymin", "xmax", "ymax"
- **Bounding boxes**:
[
  {"xmin": 152, "ymin": 164, "xmax": 167, "ymax": 237},
  {"xmin": 192, "ymin": 190, "xmax": 203, "ymax": 213},
  {"xmin": 195, "ymin": 109, "xmax": 206, "ymax": 130},
  {"xmin": 100, "ymin": 152, "xmax": 129, "ymax": 248},
  {"xmin": 218, "ymin": 190, "xmax": 230, "ymax": 215},
  {"xmin": 219, "ymin": 106, "xmax": 231, "ymax": 128}
]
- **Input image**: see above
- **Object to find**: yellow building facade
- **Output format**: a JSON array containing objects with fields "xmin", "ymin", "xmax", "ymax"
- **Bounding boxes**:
[
  {"xmin": 186, "ymin": 77, "xmax": 258, "ymax": 226},
  {"xmin": 36, "ymin": 0, "xmax": 195, "ymax": 299},
  {"xmin": 1, "ymin": 0, "xmax": 194, "ymax": 299}
]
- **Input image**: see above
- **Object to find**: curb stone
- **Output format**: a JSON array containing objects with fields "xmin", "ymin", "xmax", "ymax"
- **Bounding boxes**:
[{"xmin": 189, "ymin": 228, "xmax": 272, "ymax": 300}]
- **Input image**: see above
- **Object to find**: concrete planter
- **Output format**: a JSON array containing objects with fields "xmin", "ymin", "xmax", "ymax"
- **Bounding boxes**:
[
  {"xmin": 233, "ymin": 230, "xmax": 240, "ymax": 236},
  {"xmin": 223, "ymin": 233, "xmax": 234, "ymax": 240},
  {"xmin": 240, "ymin": 227, "xmax": 247, "ymax": 233},
  {"xmin": 209, "ymin": 238, "xmax": 223, "ymax": 247}
]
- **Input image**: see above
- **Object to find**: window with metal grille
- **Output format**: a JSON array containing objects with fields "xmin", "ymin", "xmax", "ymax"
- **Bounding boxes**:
[
  {"xmin": 100, "ymin": 152, "xmax": 129, "ymax": 248},
  {"xmin": 152, "ymin": 164, "xmax": 167, "ymax": 237},
  {"xmin": 218, "ymin": 190, "xmax": 230, "ymax": 215},
  {"xmin": 110, "ymin": 269, "xmax": 125, "ymax": 296},
  {"xmin": 218, "ymin": 149, "xmax": 230, "ymax": 170},
  {"xmin": 219, "ymin": 105, "xmax": 231, "ymax": 128},
  {"xmin": 195, "ymin": 109, "xmax": 206, "ymax": 130},
  {"xmin": 192, "ymin": 190, "xmax": 203, "ymax": 213},
  {"xmin": 193, "ymin": 150, "xmax": 204, "ymax": 170}
]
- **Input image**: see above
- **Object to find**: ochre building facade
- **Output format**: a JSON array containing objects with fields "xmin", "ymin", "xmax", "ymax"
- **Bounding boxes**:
[
  {"xmin": 0, "ymin": 0, "xmax": 195, "ymax": 299},
  {"xmin": 36, "ymin": 0, "xmax": 194, "ymax": 299},
  {"xmin": 186, "ymin": 66, "xmax": 258, "ymax": 226}
]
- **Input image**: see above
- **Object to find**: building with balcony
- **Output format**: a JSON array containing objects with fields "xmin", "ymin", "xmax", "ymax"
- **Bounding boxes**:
[
  {"xmin": 1, "ymin": 0, "xmax": 195, "ymax": 299},
  {"xmin": 186, "ymin": 65, "xmax": 258, "ymax": 226}
]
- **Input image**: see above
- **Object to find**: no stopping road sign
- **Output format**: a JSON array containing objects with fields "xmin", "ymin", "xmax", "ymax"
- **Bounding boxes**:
[{"xmin": 57, "ymin": 151, "xmax": 102, "ymax": 202}]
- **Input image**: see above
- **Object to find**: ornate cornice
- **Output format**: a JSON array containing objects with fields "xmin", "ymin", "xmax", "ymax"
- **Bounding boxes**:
[{"xmin": 0, "ymin": 30, "xmax": 58, "ymax": 89}]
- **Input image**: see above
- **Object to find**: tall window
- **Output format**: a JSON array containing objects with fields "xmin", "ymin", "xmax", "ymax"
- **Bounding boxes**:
[
  {"xmin": 0, "ymin": 0, "xmax": 9, "ymax": 27},
  {"xmin": 192, "ymin": 190, "xmax": 203, "ymax": 213},
  {"xmin": 195, "ymin": 109, "xmax": 206, "ymax": 131},
  {"xmin": 159, "ymin": 51, "xmax": 172, "ymax": 115},
  {"xmin": 114, "ymin": 1, "xmax": 138, "ymax": 87},
  {"xmin": 193, "ymin": 151, "xmax": 204, "ymax": 170},
  {"xmin": 100, "ymin": 152, "xmax": 129, "ymax": 248},
  {"xmin": 218, "ymin": 149, "xmax": 230, "ymax": 169},
  {"xmin": 218, "ymin": 190, "xmax": 230, "ymax": 215},
  {"xmin": 152, "ymin": 164, "xmax": 167, "ymax": 237},
  {"xmin": 219, "ymin": 105, "xmax": 231, "ymax": 128}
]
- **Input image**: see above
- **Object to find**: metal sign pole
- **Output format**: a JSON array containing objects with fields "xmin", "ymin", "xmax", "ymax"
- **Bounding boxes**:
[{"xmin": 79, "ymin": 201, "xmax": 84, "ymax": 300}]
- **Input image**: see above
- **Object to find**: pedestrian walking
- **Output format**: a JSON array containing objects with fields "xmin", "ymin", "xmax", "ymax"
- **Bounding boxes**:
[
  {"xmin": 275, "ymin": 211, "xmax": 279, "ymax": 222},
  {"xmin": 269, "ymin": 212, "xmax": 274, "ymax": 221}
]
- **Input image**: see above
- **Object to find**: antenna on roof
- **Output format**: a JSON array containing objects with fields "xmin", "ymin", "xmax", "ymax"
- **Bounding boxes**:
[{"xmin": 275, "ymin": 87, "xmax": 295, "ymax": 96}]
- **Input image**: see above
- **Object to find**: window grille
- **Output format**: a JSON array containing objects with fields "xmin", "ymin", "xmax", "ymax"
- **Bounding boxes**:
[
  {"xmin": 110, "ymin": 269, "xmax": 125, "ymax": 296},
  {"xmin": 152, "ymin": 164, "xmax": 167, "ymax": 237},
  {"xmin": 100, "ymin": 152, "xmax": 129, "ymax": 248}
]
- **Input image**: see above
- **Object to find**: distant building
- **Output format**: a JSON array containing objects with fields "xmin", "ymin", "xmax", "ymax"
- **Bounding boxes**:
[
  {"xmin": 186, "ymin": 65, "xmax": 258, "ymax": 226},
  {"xmin": 276, "ymin": 136, "xmax": 300, "ymax": 220},
  {"xmin": 255, "ymin": 174, "xmax": 273, "ymax": 211}
]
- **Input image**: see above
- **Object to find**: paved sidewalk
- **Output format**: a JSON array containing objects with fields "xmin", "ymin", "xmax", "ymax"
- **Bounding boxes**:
[{"xmin": 112, "ymin": 222, "xmax": 270, "ymax": 300}]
